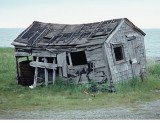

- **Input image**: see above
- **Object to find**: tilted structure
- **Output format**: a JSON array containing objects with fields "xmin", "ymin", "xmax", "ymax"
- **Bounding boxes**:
[{"xmin": 12, "ymin": 18, "xmax": 146, "ymax": 87}]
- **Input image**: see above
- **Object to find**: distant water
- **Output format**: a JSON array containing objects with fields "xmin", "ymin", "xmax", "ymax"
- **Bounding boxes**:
[
  {"xmin": 0, "ymin": 28, "xmax": 24, "ymax": 47},
  {"xmin": 0, "ymin": 28, "xmax": 160, "ymax": 58},
  {"xmin": 143, "ymin": 29, "xmax": 160, "ymax": 57}
]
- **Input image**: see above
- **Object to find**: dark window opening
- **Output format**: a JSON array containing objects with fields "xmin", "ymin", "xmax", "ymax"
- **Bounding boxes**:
[
  {"xmin": 66, "ymin": 55, "xmax": 70, "ymax": 65},
  {"xmin": 47, "ymin": 57, "xmax": 54, "ymax": 63},
  {"xmin": 70, "ymin": 51, "xmax": 87, "ymax": 66},
  {"xmin": 33, "ymin": 57, "xmax": 44, "ymax": 62},
  {"xmin": 113, "ymin": 46, "xmax": 124, "ymax": 61}
]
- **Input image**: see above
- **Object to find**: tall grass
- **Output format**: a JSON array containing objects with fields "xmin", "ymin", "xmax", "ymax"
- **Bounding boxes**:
[
  {"xmin": 0, "ymin": 48, "xmax": 16, "ymax": 89},
  {"xmin": 0, "ymin": 48, "xmax": 160, "ymax": 111}
]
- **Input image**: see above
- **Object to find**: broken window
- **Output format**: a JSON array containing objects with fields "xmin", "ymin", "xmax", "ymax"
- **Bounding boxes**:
[
  {"xmin": 70, "ymin": 51, "xmax": 87, "ymax": 66},
  {"xmin": 113, "ymin": 45, "xmax": 124, "ymax": 62}
]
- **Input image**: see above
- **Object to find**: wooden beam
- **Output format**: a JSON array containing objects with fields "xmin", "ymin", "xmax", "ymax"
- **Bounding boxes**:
[
  {"xmin": 44, "ymin": 57, "xmax": 48, "ymax": 86},
  {"xmin": 33, "ymin": 57, "xmax": 39, "ymax": 87},
  {"xmin": 76, "ymin": 40, "xmax": 104, "ymax": 47},
  {"xmin": 30, "ymin": 61, "xmax": 57, "ymax": 69},
  {"xmin": 53, "ymin": 58, "xmax": 56, "ymax": 85},
  {"xmin": 62, "ymin": 59, "xmax": 67, "ymax": 77},
  {"xmin": 59, "ymin": 67, "xmax": 62, "ymax": 77},
  {"xmin": 15, "ymin": 52, "xmax": 31, "ymax": 56},
  {"xmin": 32, "ymin": 52, "xmax": 56, "ymax": 57},
  {"xmin": 68, "ymin": 53, "xmax": 73, "ymax": 66},
  {"xmin": 87, "ymin": 45, "xmax": 102, "ymax": 51},
  {"xmin": 15, "ymin": 57, "xmax": 20, "ymax": 84},
  {"xmin": 32, "ymin": 29, "xmax": 47, "ymax": 46},
  {"xmin": 11, "ymin": 41, "xmax": 28, "ymax": 46}
]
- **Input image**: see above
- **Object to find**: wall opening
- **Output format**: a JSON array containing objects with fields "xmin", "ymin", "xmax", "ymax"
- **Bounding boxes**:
[
  {"xmin": 66, "ymin": 55, "xmax": 70, "ymax": 65},
  {"xmin": 70, "ymin": 51, "xmax": 87, "ymax": 66},
  {"xmin": 113, "ymin": 46, "xmax": 124, "ymax": 61}
]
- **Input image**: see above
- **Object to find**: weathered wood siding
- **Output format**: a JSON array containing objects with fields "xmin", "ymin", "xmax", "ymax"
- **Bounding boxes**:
[
  {"xmin": 85, "ymin": 46, "xmax": 109, "ymax": 82},
  {"xmin": 104, "ymin": 21, "xmax": 146, "ymax": 83}
]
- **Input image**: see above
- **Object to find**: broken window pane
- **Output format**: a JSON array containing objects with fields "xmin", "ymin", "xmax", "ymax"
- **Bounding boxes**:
[{"xmin": 70, "ymin": 51, "xmax": 87, "ymax": 66}]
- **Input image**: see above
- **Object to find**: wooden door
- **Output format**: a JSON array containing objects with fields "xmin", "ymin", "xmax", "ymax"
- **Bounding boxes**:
[{"xmin": 128, "ymin": 40, "xmax": 140, "ymax": 77}]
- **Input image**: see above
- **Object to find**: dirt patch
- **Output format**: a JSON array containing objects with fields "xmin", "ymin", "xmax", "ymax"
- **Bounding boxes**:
[{"xmin": 0, "ymin": 100, "xmax": 160, "ymax": 119}]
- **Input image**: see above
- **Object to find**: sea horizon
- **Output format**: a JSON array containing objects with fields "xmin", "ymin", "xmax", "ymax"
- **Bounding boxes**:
[{"xmin": 0, "ymin": 28, "xmax": 160, "ymax": 58}]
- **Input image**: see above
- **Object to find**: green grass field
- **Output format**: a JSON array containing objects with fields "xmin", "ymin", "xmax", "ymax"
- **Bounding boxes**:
[{"xmin": 0, "ymin": 48, "xmax": 160, "ymax": 111}]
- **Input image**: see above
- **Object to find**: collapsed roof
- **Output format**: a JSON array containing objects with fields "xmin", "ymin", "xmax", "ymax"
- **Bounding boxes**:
[{"xmin": 12, "ymin": 18, "xmax": 145, "ymax": 48}]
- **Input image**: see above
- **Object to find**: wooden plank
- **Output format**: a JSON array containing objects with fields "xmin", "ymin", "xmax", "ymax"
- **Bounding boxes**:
[
  {"xmin": 75, "ymin": 75, "xmax": 81, "ymax": 85},
  {"xmin": 32, "ymin": 51, "xmax": 56, "ymax": 57},
  {"xmin": 94, "ymin": 60, "xmax": 106, "ymax": 68},
  {"xmin": 95, "ymin": 71, "xmax": 105, "ymax": 77},
  {"xmin": 15, "ymin": 52, "xmax": 31, "ymax": 56},
  {"xmin": 44, "ymin": 58, "xmax": 48, "ymax": 86},
  {"xmin": 101, "ymin": 45, "xmax": 110, "ymax": 80},
  {"xmin": 59, "ymin": 67, "xmax": 62, "ymax": 77},
  {"xmin": 33, "ymin": 57, "xmax": 39, "ymax": 87},
  {"xmin": 46, "ymin": 48, "xmax": 57, "ymax": 52},
  {"xmin": 53, "ymin": 58, "xmax": 56, "ymax": 85},
  {"xmin": 57, "ymin": 52, "xmax": 68, "ymax": 77},
  {"xmin": 95, "ymin": 67, "xmax": 106, "ymax": 72},
  {"xmin": 87, "ymin": 47, "xmax": 103, "ymax": 55},
  {"xmin": 95, "ymin": 77, "xmax": 104, "ymax": 82},
  {"xmin": 80, "ymin": 74, "xmax": 88, "ymax": 83},
  {"xmin": 88, "ymin": 72, "xmax": 104, "ymax": 82},
  {"xmin": 62, "ymin": 58, "xmax": 67, "ymax": 77},
  {"xmin": 68, "ymin": 65, "xmax": 87, "ymax": 70},
  {"xmin": 104, "ymin": 42, "xmax": 114, "ymax": 83},
  {"xmin": 105, "ymin": 19, "xmax": 124, "ymax": 43},
  {"xmin": 32, "ymin": 29, "xmax": 47, "ymax": 46},
  {"xmin": 19, "ymin": 24, "xmax": 34, "ymax": 38},
  {"xmin": 76, "ymin": 40, "xmax": 104, "ymax": 47},
  {"xmin": 85, "ymin": 48, "xmax": 104, "ymax": 61},
  {"xmin": 57, "ymin": 52, "xmax": 66, "ymax": 67},
  {"xmin": 74, "ymin": 38, "xmax": 87, "ymax": 45},
  {"xmin": 15, "ymin": 57, "xmax": 20, "ymax": 84},
  {"xmin": 87, "ymin": 45, "xmax": 102, "ymax": 51},
  {"xmin": 68, "ymin": 53, "xmax": 73, "ymax": 66},
  {"xmin": 30, "ymin": 61, "xmax": 57, "ymax": 69},
  {"xmin": 86, "ymin": 52, "xmax": 104, "ymax": 61},
  {"xmin": 11, "ymin": 41, "xmax": 28, "ymax": 46}
]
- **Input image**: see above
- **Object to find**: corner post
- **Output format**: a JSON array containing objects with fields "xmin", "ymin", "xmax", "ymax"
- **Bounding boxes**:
[{"xmin": 15, "ymin": 56, "xmax": 20, "ymax": 84}]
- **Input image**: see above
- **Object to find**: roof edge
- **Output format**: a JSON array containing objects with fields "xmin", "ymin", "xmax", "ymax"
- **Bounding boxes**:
[{"xmin": 123, "ymin": 18, "xmax": 146, "ymax": 36}]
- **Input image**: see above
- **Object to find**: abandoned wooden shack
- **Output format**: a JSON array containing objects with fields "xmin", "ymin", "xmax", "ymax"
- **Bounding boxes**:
[{"xmin": 11, "ymin": 18, "xmax": 146, "ymax": 87}]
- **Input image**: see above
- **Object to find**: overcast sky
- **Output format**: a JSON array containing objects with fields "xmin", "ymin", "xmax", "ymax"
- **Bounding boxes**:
[{"xmin": 0, "ymin": 0, "xmax": 160, "ymax": 28}]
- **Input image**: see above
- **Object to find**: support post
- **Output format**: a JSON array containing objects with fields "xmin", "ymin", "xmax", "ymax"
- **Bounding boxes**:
[
  {"xmin": 44, "ymin": 57, "xmax": 48, "ymax": 86},
  {"xmin": 33, "ymin": 57, "xmax": 39, "ymax": 87},
  {"xmin": 53, "ymin": 58, "xmax": 56, "ymax": 85},
  {"xmin": 59, "ymin": 67, "xmax": 62, "ymax": 77},
  {"xmin": 15, "ymin": 56, "xmax": 20, "ymax": 84},
  {"xmin": 68, "ymin": 53, "xmax": 73, "ymax": 66}
]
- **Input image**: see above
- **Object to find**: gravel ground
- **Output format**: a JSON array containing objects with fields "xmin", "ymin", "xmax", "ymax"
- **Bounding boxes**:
[{"xmin": 0, "ymin": 100, "xmax": 160, "ymax": 120}]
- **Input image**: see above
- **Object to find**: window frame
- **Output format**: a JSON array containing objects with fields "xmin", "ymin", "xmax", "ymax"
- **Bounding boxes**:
[{"xmin": 112, "ymin": 43, "xmax": 126, "ymax": 64}]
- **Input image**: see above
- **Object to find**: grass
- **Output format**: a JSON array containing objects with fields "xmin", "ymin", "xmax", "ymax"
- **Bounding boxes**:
[{"xmin": 0, "ymin": 48, "xmax": 160, "ymax": 111}]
